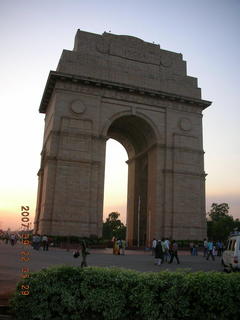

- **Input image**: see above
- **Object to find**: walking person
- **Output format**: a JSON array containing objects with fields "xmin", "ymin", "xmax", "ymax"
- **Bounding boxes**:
[
  {"xmin": 206, "ymin": 240, "xmax": 215, "ymax": 261},
  {"xmin": 155, "ymin": 240, "xmax": 164, "ymax": 265},
  {"xmin": 15, "ymin": 234, "xmax": 19, "ymax": 245},
  {"xmin": 212, "ymin": 243, "xmax": 217, "ymax": 257},
  {"xmin": 190, "ymin": 242, "xmax": 194, "ymax": 255},
  {"xmin": 112, "ymin": 237, "xmax": 119, "ymax": 255},
  {"xmin": 169, "ymin": 240, "xmax": 180, "ymax": 264},
  {"xmin": 32, "ymin": 234, "xmax": 37, "ymax": 249},
  {"xmin": 35, "ymin": 234, "xmax": 41, "ymax": 250},
  {"xmin": 10, "ymin": 234, "xmax": 16, "ymax": 246},
  {"xmin": 117, "ymin": 239, "xmax": 122, "ymax": 255},
  {"xmin": 195, "ymin": 243, "xmax": 199, "ymax": 256},
  {"xmin": 81, "ymin": 240, "xmax": 89, "ymax": 268},
  {"xmin": 203, "ymin": 238, "xmax": 208, "ymax": 257},
  {"xmin": 112, "ymin": 237, "xmax": 116, "ymax": 255},
  {"xmin": 5, "ymin": 233, "xmax": 9, "ymax": 244},
  {"xmin": 42, "ymin": 235, "xmax": 49, "ymax": 251},
  {"xmin": 192, "ymin": 242, "xmax": 198, "ymax": 256},
  {"xmin": 161, "ymin": 238, "xmax": 166, "ymax": 262},
  {"xmin": 152, "ymin": 238, "xmax": 157, "ymax": 256},
  {"xmin": 121, "ymin": 239, "xmax": 126, "ymax": 255},
  {"xmin": 164, "ymin": 238, "xmax": 171, "ymax": 262},
  {"xmin": 217, "ymin": 240, "xmax": 223, "ymax": 256}
]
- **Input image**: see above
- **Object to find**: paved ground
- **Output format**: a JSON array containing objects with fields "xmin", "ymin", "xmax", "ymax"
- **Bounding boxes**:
[{"xmin": 0, "ymin": 242, "xmax": 223, "ymax": 305}]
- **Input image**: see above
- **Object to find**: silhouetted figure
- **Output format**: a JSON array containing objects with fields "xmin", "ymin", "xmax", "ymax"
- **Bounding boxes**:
[
  {"xmin": 169, "ymin": 240, "xmax": 180, "ymax": 264},
  {"xmin": 10, "ymin": 234, "xmax": 16, "ymax": 246},
  {"xmin": 152, "ymin": 238, "xmax": 157, "ymax": 256},
  {"xmin": 81, "ymin": 240, "xmax": 89, "ymax": 268},
  {"xmin": 42, "ymin": 235, "xmax": 49, "ymax": 251},
  {"xmin": 203, "ymin": 238, "xmax": 208, "ymax": 257},
  {"xmin": 155, "ymin": 240, "xmax": 164, "ymax": 265}
]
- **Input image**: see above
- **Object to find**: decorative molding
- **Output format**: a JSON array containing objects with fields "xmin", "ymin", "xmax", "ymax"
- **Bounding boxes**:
[
  {"xmin": 39, "ymin": 71, "xmax": 211, "ymax": 113},
  {"xmin": 163, "ymin": 169, "xmax": 207, "ymax": 177},
  {"xmin": 179, "ymin": 118, "xmax": 192, "ymax": 131},
  {"xmin": 157, "ymin": 143, "xmax": 204, "ymax": 154},
  {"xmin": 44, "ymin": 155, "xmax": 101, "ymax": 165},
  {"xmin": 70, "ymin": 99, "xmax": 86, "ymax": 114},
  {"xmin": 55, "ymin": 80, "xmax": 203, "ymax": 115}
]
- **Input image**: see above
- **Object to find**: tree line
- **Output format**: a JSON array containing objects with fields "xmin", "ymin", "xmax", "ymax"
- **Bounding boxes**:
[
  {"xmin": 207, "ymin": 203, "xmax": 240, "ymax": 241},
  {"xmin": 103, "ymin": 203, "xmax": 240, "ymax": 242}
]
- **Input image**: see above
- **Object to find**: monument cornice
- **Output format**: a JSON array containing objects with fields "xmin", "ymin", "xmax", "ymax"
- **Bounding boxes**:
[
  {"xmin": 44, "ymin": 155, "xmax": 101, "ymax": 166},
  {"xmin": 39, "ymin": 71, "xmax": 212, "ymax": 113},
  {"xmin": 163, "ymin": 169, "xmax": 207, "ymax": 177}
]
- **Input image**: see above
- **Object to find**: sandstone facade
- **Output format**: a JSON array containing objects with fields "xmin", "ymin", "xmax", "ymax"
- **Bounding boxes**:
[{"xmin": 34, "ymin": 30, "xmax": 211, "ymax": 244}]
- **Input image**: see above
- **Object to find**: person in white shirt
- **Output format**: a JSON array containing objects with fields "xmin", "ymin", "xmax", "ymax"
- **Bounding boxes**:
[
  {"xmin": 152, "ymin": 238, "xmax": 157, "ymax": 256},
  {"xmin": 203, "ymin": 238, "xmax": 208, "ymax": 257},
  {"xmin": 164, "ymin": 238, "xmax": 171, "ymax": 262},
  {"xmin": 42, "ymin": 235, "xmax": 49, "ymax": 251}
]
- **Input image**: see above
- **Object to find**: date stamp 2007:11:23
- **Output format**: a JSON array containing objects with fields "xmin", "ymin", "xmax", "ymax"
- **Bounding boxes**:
[{"xmin": 20, "ymin": 206, "xmax": 31, "ymax": 295}]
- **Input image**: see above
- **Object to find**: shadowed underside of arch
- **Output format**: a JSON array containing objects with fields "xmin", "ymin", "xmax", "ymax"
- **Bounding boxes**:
[{"xmin": 107, "ymin": 115, "xmax": 156, "ymax": 158}]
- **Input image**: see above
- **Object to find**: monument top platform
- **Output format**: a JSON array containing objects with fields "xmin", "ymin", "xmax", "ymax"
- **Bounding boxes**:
[
  {"xmin": 58, "ymin": 30, "xmax": 201, "ymax": 98},
  {"xmin": 39, "ymin": 30, "xmax": 211, "ymax": 113}
]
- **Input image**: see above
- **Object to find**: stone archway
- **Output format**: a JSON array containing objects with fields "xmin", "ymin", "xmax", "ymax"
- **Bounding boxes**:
[
  {"xmin": 34, "ymin": 30, "xmax": 211, "ymax": 241},
  {"xmin": 106, "ymin": 115, "xmax": 157, "ymax": 246}
]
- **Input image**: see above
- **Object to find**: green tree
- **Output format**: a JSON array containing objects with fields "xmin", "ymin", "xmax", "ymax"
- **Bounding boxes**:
[
  {"xmin": 207, "ymin": 203, "xmax": 238, "ymax": 241},
  {"xmin": 102, "ymin": 212, "xmax": 126, "ymax": 240},
  {"xmin": 209, "ymin": 203, "xmax": 230, "ymax": 221}
]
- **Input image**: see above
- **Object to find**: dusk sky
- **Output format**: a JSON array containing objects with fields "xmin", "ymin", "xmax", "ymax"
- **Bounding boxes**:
[{"xmin": 0, "ymin": 0, "xmax": 239, "ymax": 230}]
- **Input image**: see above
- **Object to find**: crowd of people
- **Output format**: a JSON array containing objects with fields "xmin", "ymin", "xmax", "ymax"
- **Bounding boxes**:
[
  {"xmin": 204, "ymin": 239, "xmax": 224, "ymax": 260},
  {"xmin": 189, "ymin": 239, "xmax": 224, "ymax": 258},
  {"xmin": 112, "ymin": 237, "xmax": 126, "ymax": 255},
  {"xmin": 151, "ymin": 238, "xmax": 224, "ymax": 265},
  {"xmin": 32, "ymin": 234, "xmax": 50, "ymax": 251},
  {"xmin": 0, "ymin": 232, "xmax": 51, "ymax": 251},
  {"xmin": 1, "ymin": 232, "xmax": 20, "ymax": 245},
  {"xmin": 152, "ymin": 238, "xmax": 180, "ymax": 266},
  {"xmin": 1, "ymin": 231, "xmax": 225, "ymax": 269}
]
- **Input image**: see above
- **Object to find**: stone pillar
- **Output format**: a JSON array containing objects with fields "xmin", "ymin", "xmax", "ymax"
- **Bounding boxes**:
[
  {"xmin": 34, "ymin": 87, "xmax": 106, "ymax": 237},
  {"xmin": 126, "ymin": 158, "xmax": 135, "ymax": 246}
]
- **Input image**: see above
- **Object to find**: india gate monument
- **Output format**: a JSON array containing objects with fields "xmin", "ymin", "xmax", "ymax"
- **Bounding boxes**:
[{"xmin": 34, "ymin": 30, "xmax": 211, "ymax": 245}]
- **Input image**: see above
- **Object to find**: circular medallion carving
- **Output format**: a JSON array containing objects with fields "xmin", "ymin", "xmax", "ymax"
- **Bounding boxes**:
[
  {"xmin": 96, "ymin": 38, "xmax": 109, "ymax": 54},
  {"xmin": 160, "ymin": 54, "xmax": 172, "ymax": 67},
  {"xmin": 70, "ymin": 100, "xmax": 86, "ymax": 114},
  {"xmin": 179, "ymin": 118, "xmax": 192, "ymax": 131}
]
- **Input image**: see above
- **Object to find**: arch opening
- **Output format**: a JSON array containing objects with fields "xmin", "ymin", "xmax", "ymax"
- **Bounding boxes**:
[
  {"xmin": 103, "ymin": 139, "xmax": 128, "ymax": 224},
  {"xmin": 105, "ymin": 115, "xmax": 157, "ymax": 246}
]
